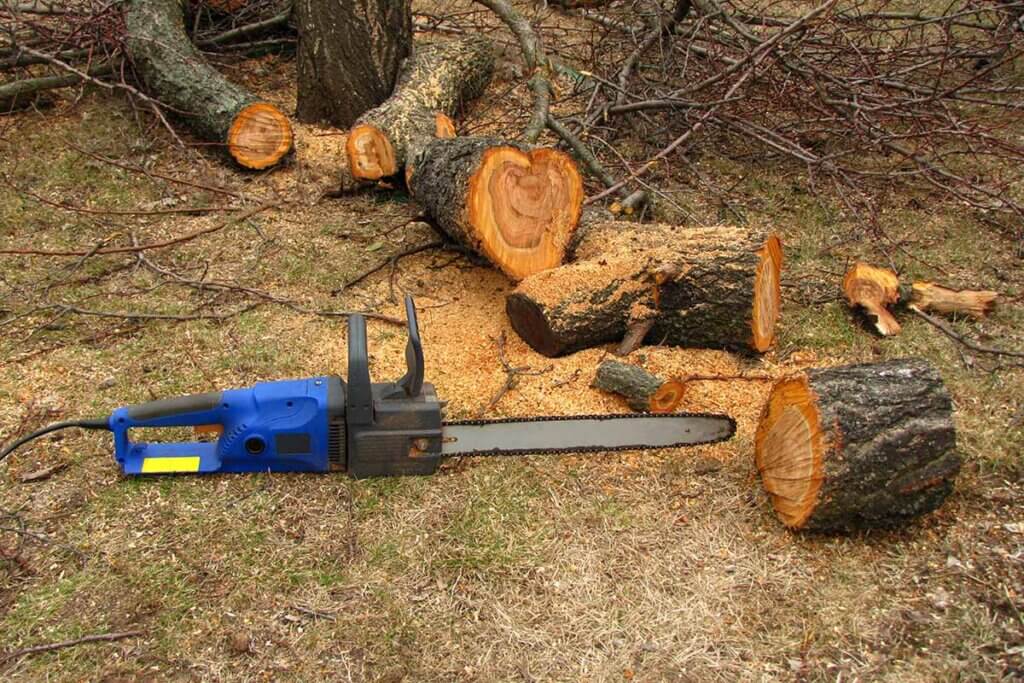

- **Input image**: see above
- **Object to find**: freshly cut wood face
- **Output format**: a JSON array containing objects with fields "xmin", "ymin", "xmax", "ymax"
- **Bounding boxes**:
[
  {"xmin": 468, "ymin": 147, "xmax": 583, "ymax": 280},
  {"xmin": 751, "ymin": 234, "xmax": 783, "ymax": 352},
  {"xmin": 650, "ymin": 380, "xmax": 686, "ymax": 413},
  {"xmin": 347, "ymin": 123, "xmax": 397, "ymax": 180},
  {"xmin": 755, "ymin": 376, "xmax": 825, "ymax": 528},
  {"xmin": 227, "ymin": 102, "xmax": 293, "ymax": 170},
  {"xmin": 843, "ymin": 262, "xmax": 902, "ymax": 335}
]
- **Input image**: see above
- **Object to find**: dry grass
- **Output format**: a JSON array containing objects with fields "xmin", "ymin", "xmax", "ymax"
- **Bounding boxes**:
[{"xmin": 1, "ymin": 6, "xmax": 1023, "ymax": 680}]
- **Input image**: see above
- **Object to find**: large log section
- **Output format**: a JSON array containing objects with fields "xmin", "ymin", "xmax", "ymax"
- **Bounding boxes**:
[
  {"xmin": 294, "ymin": 0, "xmax": 411, "ymax": 128},
  {"xmin": 755, "ymin": 359, "xmax": 960, "ymax": 531},
  {"xmin": 506, "ymin": 223, "xmax": 782, "ymax": 356},
  {"xmin": 348, "ymin": 39, "xmax": 495, "ymax": 181},
  {"xmin": 125, "ymin": 0, "xmax": 292, "ymax": 169},
  {"xmin": 124, "ymin": 0, "xmax": 292, "ymax": 170},
  {"xmin": 407, "ymin": 137, "xmax": 584, "ymax": 280}
]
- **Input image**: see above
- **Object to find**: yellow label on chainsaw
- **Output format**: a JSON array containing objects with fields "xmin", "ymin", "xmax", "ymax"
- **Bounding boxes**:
[{"xmin": 141, "ymin": 456, "xmax": 201, "ymax": 474}]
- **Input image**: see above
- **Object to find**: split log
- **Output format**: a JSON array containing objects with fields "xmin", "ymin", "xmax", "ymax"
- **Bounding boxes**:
[
  {"xmin": 124, "ymin": 0, "xmax": 292, "ymax": 169},
  {"xmin": 407, "ymin": 137, "xmax": 583, "ymax": 280},
  {"xmin": 591, "ymin": 360, "xmax": 686, "ymax": 413},
  {"xmin": 842, "ymin": 262, "xmax": 901, "ymax": 336},
  {"xmin": 293, "ymin": 0, "xmax": 411, "ymax": 128},
  {"xmin": 905, "ymin": 282, "xmax": 998, "ymax": 319},
  {"xmin": 347, "ymin": 39, "xmax": 495, "ymax": 181},
  {"xmin": 755, "ymin": 358, "xmax": 960, "ymax": 531},
  {"xmin": 506, "ymin": 223, "xmax": 783, "ymax": 357}
]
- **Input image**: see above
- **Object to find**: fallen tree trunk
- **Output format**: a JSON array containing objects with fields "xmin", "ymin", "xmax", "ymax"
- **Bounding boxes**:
[
  {"xmin": 755, "ymin": 358, "xmax": 960, "ymax": 531},
  {"xmin": 591, "ymin": 360, "xmax": 686, "ymax": 413},
  {"xmin": 407, "ymin": 136, "xmax": 583, "ymax": 280},
  {"xmin": 293, "ymin": 0, "xmax": 411, "ymax": 127},
  {"xmin": 506, "ymin": 223, "xmax": 782, "ymax": 357},
  {"xmin": 348, "ymin": 38, "xmax": 495, "ymax": 181},
  {"xmin": 124, "ymin": 0, "xmax": 292, "ymax": 169}
]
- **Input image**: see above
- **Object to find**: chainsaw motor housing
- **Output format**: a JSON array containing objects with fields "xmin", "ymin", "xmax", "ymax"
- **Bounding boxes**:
[{"xmin": 111, "ymin": 297, "xmax": 445, "ymax": 478}]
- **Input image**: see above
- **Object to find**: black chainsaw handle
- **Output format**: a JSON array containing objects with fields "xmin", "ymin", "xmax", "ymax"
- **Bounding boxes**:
[
  {"xmin": 397, "ymin": 296, "xmax": 424, "ymax": 398},
  {"xmin": 347, "ymin": 313, "xmax": 373, "ymax": 426}
]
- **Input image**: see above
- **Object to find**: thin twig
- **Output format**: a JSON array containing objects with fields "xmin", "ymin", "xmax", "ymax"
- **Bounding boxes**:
[
  {"xmin": 1, "ymin": 630, "xmax": 143, "ymax": 664},
  {"xmin": 910, "ymin": 307, "xmax": 1024, "ymax": 359}
]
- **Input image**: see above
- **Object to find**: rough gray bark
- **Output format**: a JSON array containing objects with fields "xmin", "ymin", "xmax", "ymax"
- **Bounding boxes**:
[
  {"xmin": 758, "ymin": 359, "xmax": 960, "ymax": 532},
  {"xmin": 294, "ymin": 0, "xmax": 412, "ymax": 127},
  {"xmin": 507, "ymin": 222, "xmax": 780, "ymax": 357},
  {"xmin": 349, "ymin": 38, "xmax": 495, "ymax": 179},
  {"xmin": 125, "ymin": 0, "xmax": 255, "ymax": 144},
  {"xmin": 591, "ymin": 360, "xmax": 665, "ymax": 412}
]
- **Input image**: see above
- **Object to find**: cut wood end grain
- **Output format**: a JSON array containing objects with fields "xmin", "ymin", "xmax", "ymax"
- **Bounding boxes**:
[
  {"xmin": 843, "ymin": 262, "xmax": 902, "ymax": 336},
  {"xmin": 751, "ymin": 234, "xmax": 783, "ymax": 352},
  {"xmin": 227, "ymin": 102, "xmax": 293, "ymax": 169},
  {"xmin": 347, "ymin": 122, "xmax": 397, "ymax": 179},
  {"xmin": 435, "ymin": 112, "xmax": 456, "ymax": 138},
  {"xmin": 754, "ymin": 375, "xmax": 824, "ymax": 529},
  {"xmin": 468, "ymin": 146, "xmax": 583, "ymax": 280}
]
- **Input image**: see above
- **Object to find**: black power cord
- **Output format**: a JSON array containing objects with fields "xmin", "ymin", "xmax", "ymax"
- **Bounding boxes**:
[{"xmin": 0, "ymin": 418, "xmax": 110, "ymax": 464}]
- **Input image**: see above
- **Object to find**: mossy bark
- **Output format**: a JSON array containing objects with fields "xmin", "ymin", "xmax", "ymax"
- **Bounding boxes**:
[
  {"xmin": 124, "ymin": 0, "xmax": 256, "ymax": 144},
  {"xmin": 293, "ymin": 0, "xmax": 412, "ymax": 127},
  {"xmin": 507, "ymin": 223, "xmax": 775, "ymax": 357},
  {"xmin": 352, "ymin": 38, "xmax": 494, "ymax": 175},
  {"xmin": 789, "ymin": 359, "xmax": 959, "ymax": 531}
]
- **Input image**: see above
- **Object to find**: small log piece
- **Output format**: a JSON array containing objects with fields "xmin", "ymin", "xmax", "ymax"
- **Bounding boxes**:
[
  {"xmin": 506, "ymin": 223, "xmax": 783, "ymax": 357},
  {"xmin": 755, "ymin": 358, "xmax": 960, "ymax": 531},
  {"xmin": 125, "ymin": 0, "xmax": 292, "ymax": 169},
  {"xmin": 348, "ymin": 39, "xmax": 495, "ymax": 181},
  {"xmin": 906, "ymin": 282, "xmax": 998, "ymax": 319},
  {"xmin": 843, "ymin": 262, "xmax": 901, "ymax": 336},
  {"xmin": 408, "ymin": 136, "xmax": 583, "ymax": 280},
  {"xmin": 591, "ymin": 360, "xmax": 686, "ymax": 413}
]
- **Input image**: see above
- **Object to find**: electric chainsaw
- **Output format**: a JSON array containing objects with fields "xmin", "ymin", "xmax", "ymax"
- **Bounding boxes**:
[{"xmin": 0, "ymin": 297, "xmax": 736, "ymax": 478}]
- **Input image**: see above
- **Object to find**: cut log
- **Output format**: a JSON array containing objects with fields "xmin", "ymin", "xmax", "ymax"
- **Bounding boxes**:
[
  {"xmin": 755, "ymin": 358, "xmax": 960, "ymax": 531},
  {"xmin": 124, "ymin": 0, "xmax": 292, "ymax": 169},
  {"xmin": 293, "ymin": 0, "xmax": 411, "ymax": 128},
  {"xmin": 843, "ymin": 262, "xmax": 901, "ymax": 336},
  {"xmin": 591, "ymin": 360, "xmax": 686, "ymax": 413},
  {"xmin": 906, "ymin": 282, "xmax": 998, "ymax": 319},
  {"xmin": 407, "ymin": 137, "xmax": 583, "ymax": 280},
  {"xmin": 506, "ymin": 223, "xmax": 782, "ymax": 357},
  {"xmin": 347, "ymin": 39, "xmax": 495, "ymax": 181}
]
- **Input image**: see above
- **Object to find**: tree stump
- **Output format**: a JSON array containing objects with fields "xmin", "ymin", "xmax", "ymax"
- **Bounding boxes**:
[
  {"xmin": 755, "ymin": 358, "xmax": 960, "ymax": 531},
  {"xmin": 591, "ymin": 360, "xmax": 686, "ymax": 413},
  {"xmin": 407, "ymin": 137, "xmax": 583, "ymax": 280},
  {"xmin": 347, "ymin": 39, "xmax": 495, "ymax": 181},
  {"xmin": 124, "ymin": 0, "xmax": 292, "ymax": 169},
  {"xmin": 506, "ymin": 223, "xmax": 783, "ymax": 357},
  {"xmin": 293, "ymin": 0, "xmax": 412, "ymax": 128}
]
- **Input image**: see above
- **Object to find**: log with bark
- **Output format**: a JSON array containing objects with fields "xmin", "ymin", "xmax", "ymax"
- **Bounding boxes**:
[
  {"xmin": 293, "ymin": 0, "xmax": 411, "ymax": 128},
  {"xmin": 506, "ymin": 223, "xmax": 783, "ymax": 357},
  {"xmin": 124, "ymin": 0, "xmax": 292, "ymax": 169},
  {"xmin": 591, "ymin": 360, "xmax": 686, "ymax": 413},
  {"xmin": 755, "ymin": 358, "xmax": 960, "ymax": 531},
  {"xmin": 843, "ymin": 262, "xmax": 901, "ymax": 336},
  {"xmin": 347, "ymin": 38, "xmax": 495, "ymax": 182},
  {"xmin": 407, "ymin": 136, "xmax": 583, "ymax": 280}
]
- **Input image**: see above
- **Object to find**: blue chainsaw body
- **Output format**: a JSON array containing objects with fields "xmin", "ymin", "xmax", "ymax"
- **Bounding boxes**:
[
  {"xmin": 109, "ymin": 378, "xmax": 338, "ymax": 474},
  {"xmin": 106, "ymin": 297, "xmax": 445, "ymax": 478}
]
